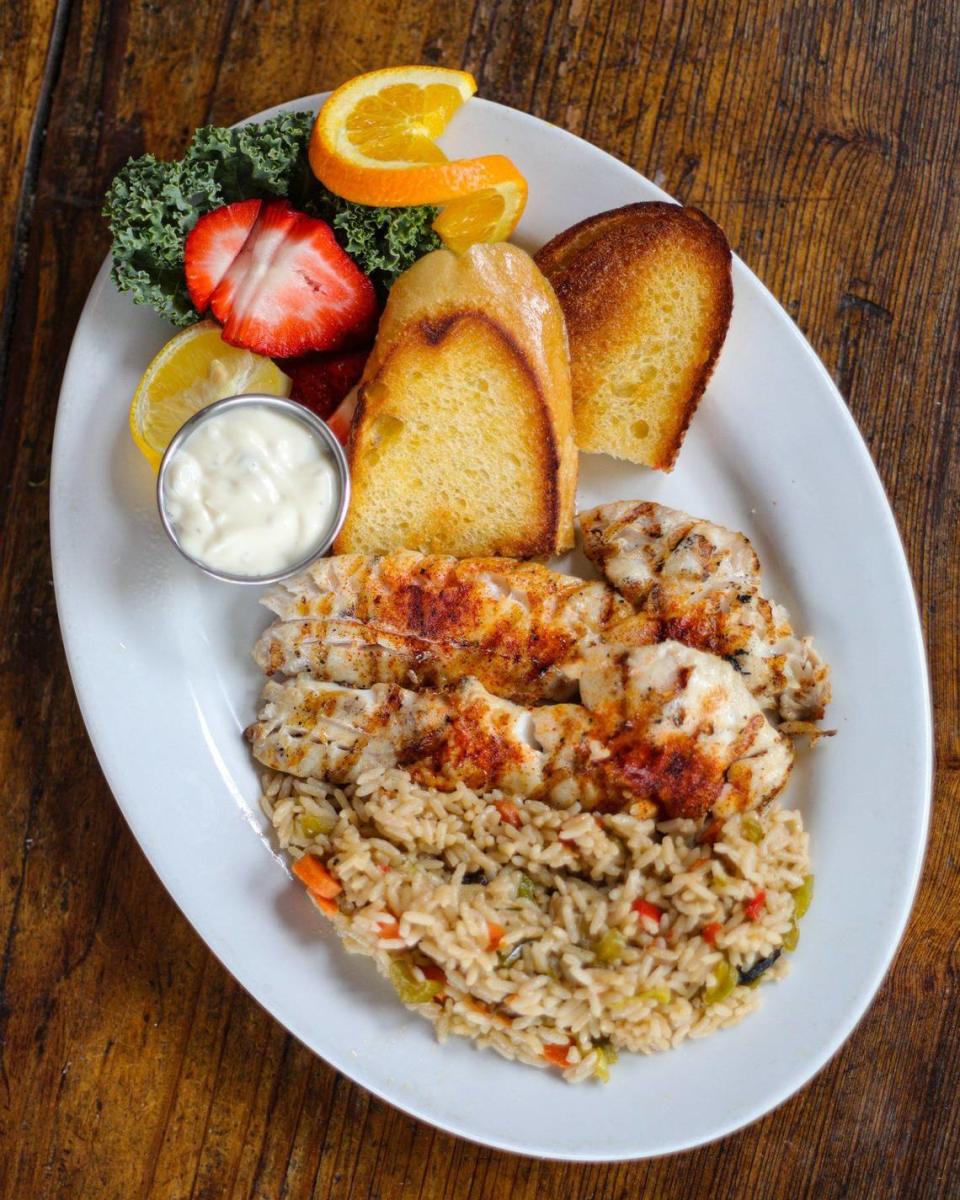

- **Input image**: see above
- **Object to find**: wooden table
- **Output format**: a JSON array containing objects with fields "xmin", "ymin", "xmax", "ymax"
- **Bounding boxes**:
[{"xmin": 2, "ymin": 2, "xmax": 957, "ymax": 1195}]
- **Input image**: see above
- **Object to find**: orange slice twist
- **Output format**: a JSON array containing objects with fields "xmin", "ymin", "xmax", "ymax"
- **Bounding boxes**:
[{"xmin": 309, "ymin": 66, "xmax": 527, "ymax": 248}]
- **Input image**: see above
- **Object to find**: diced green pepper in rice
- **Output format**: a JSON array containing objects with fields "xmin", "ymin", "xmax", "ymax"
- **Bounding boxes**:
[
  {"xmin": 782, "ymin": 918, "xmax": 800, "ymax": 952},
  {"xmin": 594, "ymin": 928, "xmax": 626, "ymax": 964},
  {"xmin": 389, "ymin": 960, "xmax": 443, "ymax": 1005},
  {"xmin": 299, "ymin": 812, "xmax": 335, "ymax": 839},
  {"xmin": 703, "ymin": 959, "xmax": 736, "ymax": 1005},
  {"xmin": 516, "ymin": 875, "xmax": 536, "ymax": 900},
  {"xmin": 741, "ymin": 815, "xmax": 765, "ymax": 843},
  {"xmin": 792, "ymin": 874, "xmax": 814, "ymax": 919},
  {"xmin": 593, "ymin": 1041, "xmax": 619, "ymax": 1083},
  {"xmin": 635, "ymin": 988, "xmax": 671, "ymax": 1005}
]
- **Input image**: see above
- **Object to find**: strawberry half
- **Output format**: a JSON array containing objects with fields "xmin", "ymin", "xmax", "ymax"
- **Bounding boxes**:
[
  {"xmin": 184, "ymin": 198, "xmax": 262, "ymax": 312},
  {"xmin": 283, "ymin": 347, "xmax": 370, "ymax": 420},
  {"xmin": 209, "ymin": 200, "xmax": 378, "ymax": 357},
  {"xmin": 325, "ymin": 385, "xmax": 361, "ymax": 446}
]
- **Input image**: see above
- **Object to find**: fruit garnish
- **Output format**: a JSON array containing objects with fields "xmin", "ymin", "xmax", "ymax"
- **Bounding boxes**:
[
  {"xmin": 309, "ymin": 65, "xmax": 525, "ymax": 207},
  {"xmin": 129, "ymin": 321, "xmax": 291, "ymax": 470},
  {"xmin": 283, "ymin": 347, "xmax": 369, "ymax": 420},
  {"xmin": 432, "ymin": 177, "xmax": 528, "ymax": 254},
  {"xmin": 329, "ymin": 67, "xmax": 475, "ymax": 165},
  {"xmin": 186, "ymin": 199, "xmax": 378, "ymax": 358},
  {"xmin": 185, "ymin": 198, "xmax": 262, "ymax": 312},
  {"xmin": 105, "ymin": 112, "xmax": 443, "ymax": 326}
]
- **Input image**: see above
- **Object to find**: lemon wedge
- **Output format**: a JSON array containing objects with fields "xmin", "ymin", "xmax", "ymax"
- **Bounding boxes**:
[{"xmin": 129, "ymin": 321, "xmax": 291, "ymax": 470}]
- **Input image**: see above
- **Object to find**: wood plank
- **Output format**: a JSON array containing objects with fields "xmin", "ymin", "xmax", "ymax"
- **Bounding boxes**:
[
  {"xmin": 0, "ymin": 1, "xmax": 957, "ymax": 1196},
  {"xmin": 0, "ymin": 1, "xmax": 65, "ymax": 384}
]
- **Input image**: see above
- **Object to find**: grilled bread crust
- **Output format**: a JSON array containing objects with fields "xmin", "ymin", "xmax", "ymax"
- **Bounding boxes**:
[
  {"xmin": 335, "ymin": 244, "xmax": 576, "ymax": 557},
  {"xmin": 535, "ymin": 203, "xmax": 732, "ymax": 470}
]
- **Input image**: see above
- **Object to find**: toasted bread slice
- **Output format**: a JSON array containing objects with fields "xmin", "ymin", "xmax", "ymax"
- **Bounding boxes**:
[
  {"xmin": 535, "ymin": 203, "xmax": 732, "ymax": 470},
  {"xmin": 334, "ymin": 243, "xmax": 576, "ymax": 558}
]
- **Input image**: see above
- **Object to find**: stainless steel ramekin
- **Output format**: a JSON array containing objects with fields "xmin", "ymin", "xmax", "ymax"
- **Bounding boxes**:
[{"xmin": 156, "ymin": 393, "xmax": 350, "ymax": 585}]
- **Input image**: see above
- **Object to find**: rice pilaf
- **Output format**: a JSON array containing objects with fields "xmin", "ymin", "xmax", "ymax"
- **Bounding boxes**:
[{"xmin": 260, "ymin": 766, "xmax": 809, "ymax": 1083}]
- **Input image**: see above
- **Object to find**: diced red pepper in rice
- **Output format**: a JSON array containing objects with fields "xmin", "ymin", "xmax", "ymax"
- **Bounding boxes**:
[
  {"xmin": 377, "ymin": 919, "xmax": 402, "ymax": 940},
  {"xmin": 702, "ymin": 921, "xmax": 723, "ymax": 947},
  {"xmin": 632, "ymin": 899, "xmax": 664, "ymax": 926},
  {"xmin": 543, "ymin": 1042, "xmax": 573, "ymax": 1068},
  {"xmin": 487, "ymin": 921, "xmax": 506, "ymax": 951},
  {"xmin": 745, "ymin": 889, "xmax": 767, "ymax": 920}
]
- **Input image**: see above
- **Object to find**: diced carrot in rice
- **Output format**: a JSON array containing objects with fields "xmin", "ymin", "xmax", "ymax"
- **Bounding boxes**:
[
  {"xmin": 312, "ymin": 894, "xmax": 339, "ymax": 917},
  {"xmin": 292, "ymin": 854, "xmax": 342, "ymax": 898}
]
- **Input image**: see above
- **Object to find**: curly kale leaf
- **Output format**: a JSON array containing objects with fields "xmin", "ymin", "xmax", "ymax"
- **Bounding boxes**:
[
  {"xmin": 185, "ymin": 112, "xmax": 317, "ymax": 207},
  {"xmin": 104, "ymin": 112, "xmax": 315, "ymax": 327},
  {"xmin": 103, "ymin": 109, "xmax": 441, "ymax": 327},
  {"xmin": 311, "ymin": 190, "xmax": 442, "ymax": 302},
  {"xmin": 104, "ymin": 152, "xmax": 222, "ymax": 325}
]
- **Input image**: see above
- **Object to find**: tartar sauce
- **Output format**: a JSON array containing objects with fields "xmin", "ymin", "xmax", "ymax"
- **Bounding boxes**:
[{"xmin": 162, "ymin": 404, "xmax": 339, "ymax": 577}]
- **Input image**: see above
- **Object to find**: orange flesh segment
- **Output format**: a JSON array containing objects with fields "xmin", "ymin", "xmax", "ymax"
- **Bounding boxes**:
[
  {"xmin": 344, "ymin": 83, "xmax": 464, "ymax": 163},
  {"xmin": 309, "ymin": 65, "xmax": 527, "ymax": 208},
  {"xmin": 433, "ymin": 178, "xmax": 527, "ymax": 253}
]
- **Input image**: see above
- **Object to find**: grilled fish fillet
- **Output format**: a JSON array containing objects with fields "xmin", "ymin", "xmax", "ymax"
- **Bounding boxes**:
[
  {"xmin": 254, "ymin": 550, "xmax": 631, "ymax": 703},
  {"xmin": 247, "ymin": 642, "xmax": 792, "ymax": 821},
  {"xmin": 247, "ymin": 675, "xmax": 543, "ymax": 795},
  {"xmin": 580, "ymin": 501, "xmax": 831, "ymax": 722},
  {"xmin": 533, "ymin": 643, "xmax": 794, "ymax": 818}
]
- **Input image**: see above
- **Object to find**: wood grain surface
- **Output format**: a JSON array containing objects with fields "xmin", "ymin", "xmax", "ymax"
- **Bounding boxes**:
[{"xmin": 1, "ymin": 2, "xmax": 957, "ymax": 1196}]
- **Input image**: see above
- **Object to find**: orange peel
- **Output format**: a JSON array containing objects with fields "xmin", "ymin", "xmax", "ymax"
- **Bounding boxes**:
[
  {"xmin": 309, "ymin": 65, "xmax": 527, "ymax": 209},
  {"xmin": 433, "ymin": 176, "xmax": 528, "ymax": 253}
]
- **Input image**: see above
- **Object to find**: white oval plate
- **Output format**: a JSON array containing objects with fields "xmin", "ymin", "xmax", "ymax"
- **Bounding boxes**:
[{"xmin": 51, "ymin": 96, "xmax": 932, "ymax": 1161}]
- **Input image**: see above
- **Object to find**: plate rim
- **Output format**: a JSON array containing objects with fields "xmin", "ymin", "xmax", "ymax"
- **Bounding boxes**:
[{"xmin": 50, "ymin": 93, "xmax": 934, "ymax": 1162}]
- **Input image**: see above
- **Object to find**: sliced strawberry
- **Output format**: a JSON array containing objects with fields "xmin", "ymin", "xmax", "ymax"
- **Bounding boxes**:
[
  {"xmin": 210, "ymin": 201, "xmax": 298, "ymax": 328},
  {"xmin": 211, "ymin": 200, "xmax": 377, "ymax": 357},
  {"xmin": 184, "ymin": 198, "xmax": 261, "ymax": 313},
  {"xmin": 325, "ymin": 385, "xmax": 360, "ymax": 446},
  {"xmin": 282, "ymin": 347, "xmax": 370, "ymax": 420}
]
